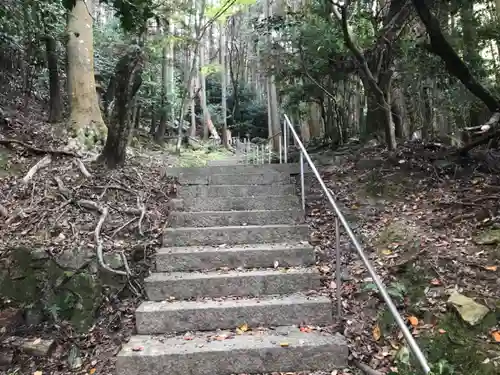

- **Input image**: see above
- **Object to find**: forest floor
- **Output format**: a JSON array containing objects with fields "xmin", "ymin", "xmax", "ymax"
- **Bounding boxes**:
[
  {"xmin": 0, "ymin": 98, "xmax": 231, "ymax": 375},
  {"xmin": 307, "ymin": 142, "xmax": 500, "ymax": 375},
  {"xmin": 1, "ymin": 93, "xmax": 499, "ymax": 375}
]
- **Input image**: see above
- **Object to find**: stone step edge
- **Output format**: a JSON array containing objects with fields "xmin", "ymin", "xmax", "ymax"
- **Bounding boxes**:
[
  {"xmin": 136, "ymin": 294, "xmax": 332, "ymax": 334},
  {"xmin": 155, "ymin": 242, "xmax": 314, "ymax": 272},
  {"xmin": 116, "ymin": 329, "xmax": 348, "ymax": 375},
  {"xmin": 163, "ymin": 223, "xmax": 309, "ymax": 232},
  {"xmin": 137, "ymin": 293, "xmax": 331, "ymax": 312},
  {"xmin": 156, "ymin": 242, "xmax": 313, "ymax": 255},
  {"xmin": 145, "ymin": 267, "xmax": 319, "ymax": 283}
]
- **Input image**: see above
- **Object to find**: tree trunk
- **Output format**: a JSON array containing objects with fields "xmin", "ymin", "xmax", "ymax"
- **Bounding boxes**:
[
  {"xmin": 99, "ymin": 46, "xmax": 143, "ymax": 168},
  {"xmin": 422, "ymin": 83, "xmax": 433, "ymax": 140},
  {"xmin": 45, "ymin": 35, "xmax": 63, "ymax": 123},
  {"xmin": 309, "ymin": 102, "xmax": 322, "ymax": 138},
  {"xmin": 67, "ymin": 0, "xmax": 107, "ymax": 146},
  {"xmin": 149, "ymin": 106, "xmax": 156, "ymax": 135},
  {"xmin": 155, "ymin": 45, "xmax": 168, "ymax": 144},
  {"xmin": 220, "ymin": 23, "xmax": 229, "ymax": 148}
]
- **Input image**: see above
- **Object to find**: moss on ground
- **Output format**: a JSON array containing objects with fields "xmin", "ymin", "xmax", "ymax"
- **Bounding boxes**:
[
  {"xmin": 388, "ymin": 263, "xmax": 499, "ymax": 375},
  {"xmin": 170, "ymin": 146, "xmax": 232, "ymax": 167}
]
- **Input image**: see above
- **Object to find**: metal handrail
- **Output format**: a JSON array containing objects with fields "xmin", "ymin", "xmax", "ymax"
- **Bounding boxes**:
[{"xmin": 282, "ymin": 114, "xmax": 431, "ymax": 374}]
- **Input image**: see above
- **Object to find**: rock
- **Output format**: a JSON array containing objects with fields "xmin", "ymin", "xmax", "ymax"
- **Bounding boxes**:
[
  {"xmin": 103, "ymin": 253, "xmax": 124, "ymax": 269},
  {"xmin": 473, "ymin": 229, "xmax": 500, "ymax": 245},
  {"xmin": 24, "ymin": 308, "xmax": 43, "ymax": 326},
  {"xmin": 68, "ymin": 345, "xmax": 83, "ymax": 370},
  {"xmin": 0, "ymin": 352, "xmax": 13, "ymax": 370},
  {"xmin": 0, "ymin": 307, "xmax": 23, "ymax": 331},
  {"xmin": 448, "ymin": 291, "xmax": 489, "ymax": 325},
  {"xmin": 21, "ymin": 338, "xmax": 56, "ymax": 356},
  {"xmin": 55, "ymin": 247, "xmax": 95, "ymax": 269},
  {"xmin": 355, "ymin": 158, "xmax": 384, "ymax": 170}
]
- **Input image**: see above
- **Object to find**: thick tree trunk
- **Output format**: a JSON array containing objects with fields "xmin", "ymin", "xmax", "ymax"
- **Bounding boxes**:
[
  {"xmin": 67, "ymin": 0, "xmax": 106, "ymax": 146},
  {"xmin": 308, "ymin": 102, "xmax": 322, "ymax": 138},
  {"xmin": 99, "ymin": 46, "xmax": 143, "ymax": 168},
  {"xmin": 45, "ymin": 36, "xmax": 62, "ymax": 123}
]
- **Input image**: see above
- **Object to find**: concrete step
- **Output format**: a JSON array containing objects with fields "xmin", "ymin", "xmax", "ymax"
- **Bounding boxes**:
[
  {"xmin": 116, "ymin": 328, "xmax": 348, "ymax": 375},
  {"xmin": 145, "ymin": 268, "xmax": 321, "ymax": 300},
  {"xmin": 179, "ymin": 196, "xmax": 300, "ymax": 212},
  {"xmin": 162, "ymin": 224, "xmax": 309, "ymax": 246},
  {"xmin": 136, "ymin": 294, "xmax": 332, "ymax": 334},
  {"xmin": 167, "ymin": 163, "xmax": 304, "ymax": 178},
  {"xmin": 179, "ymin": 172, "xmax": 290, "ymax": 185},
  {"xmin": 178, "ymin": 184, "xmax": 296, "ymax": 199},
  {"xmin": 156, "ymin": 242, "xmax": 314, "ymax": 272},
  {"xmin": 170, "ymin": 209, "xmax": 304, "ymax": 228}
]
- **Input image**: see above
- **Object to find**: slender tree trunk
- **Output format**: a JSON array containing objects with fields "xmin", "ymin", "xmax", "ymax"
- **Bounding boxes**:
[
  {"xmin": 155, "ymin": 45, "xmax": 168, "ymax": 144},
  {"xmin": 99, "ymin": 46, "xmax": 143, "ymax": 168},
  {"xmin": 220, "ymin": 22, "xmax": 229, "ymax": 148},
  {"xmin": 45, "ymin": 36, "xmax": 63, "ymax": 123},
  {"xmin": 67, "ymin": 0, "xmax": 106, "ymax": 146}
]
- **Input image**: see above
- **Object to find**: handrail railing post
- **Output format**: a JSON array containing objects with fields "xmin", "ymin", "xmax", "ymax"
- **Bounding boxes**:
[
  {"xmin": 300, "ymin": 152, "xmax": 305, "ymax": 211},
  {"xmin": 283, "ymin": 119, "xmax": 288, "ymax": 163},
  {"xmin": 279, "ymin": 136, "xmax": 282, "ymax": 164},
  {"xmin": 283, "ymin": 114, "xmax": 430, "ymax": 374},
  {"xmin": 244, "ymin": 139, "xmax": 247, "ymax": 165},
  {"xmin": 335, "ymin": 216, "xmax": 341, "ymax": 318}
]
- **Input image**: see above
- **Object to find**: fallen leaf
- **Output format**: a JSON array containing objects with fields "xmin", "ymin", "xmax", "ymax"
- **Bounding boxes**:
[
  {"xmin": 33, "ymin": 372, "xmax": 42, "ymax": 375},
  {"xmin": 131, "ymin": 346, "xmax": 144, "ymax": 352},
  {"xmin": 33, "ymin": 338, "xmax": 42, "ymax": 345},
  {"xmin": 280, "ymin": 342, "xmax": 289, "ymax": 347},
  {"xmin": 381, "ymin": 249, "xmax": 392, "ymax": 255},
  {"xmin": 484, "ymin": 265, "xmax": 497, "ymax": 271},
  {"xmin": 408, "ymin": 316, "xmax": 419, "ymax": 327},
  {"xmin": 89, "ymin": 369, "xmax": 96, "ymax": 375},
  {"xmin": 236, "ymin": 323, "xmax": 249, "ymax": 334},
  {"xmin": 274, "ymin": 260, "xmax": 279, "ymax": 268},
  {"xmin": 438, "ymin": 329, "xmax": 446, "ymax": 334},
  {"xmin": 300, "ymin": 326, "xmax": 312, "ymax": 333},
  {"xmin": 492, "ymin": 331, "xmax": 500, "ymax": 342},
  {"xmin": 430, "ymin": 278, "xmax": 441, "ymax": 286},
  {"xmin": 373, "ymin": 324, "xmax": 381, "ymax": 341}
]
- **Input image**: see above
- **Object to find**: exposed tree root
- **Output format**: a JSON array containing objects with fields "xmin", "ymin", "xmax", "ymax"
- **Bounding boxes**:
[
  {"xmin": 354, "ymin": 361, "xmax": 384, "ymax": 375},
  {"xmin": 23, "ymin": 155, "xmax": 52, "ymax": 184},
  {"xmin": 0, "ymin": 137, "xmax": 79, "ymax": 157}
]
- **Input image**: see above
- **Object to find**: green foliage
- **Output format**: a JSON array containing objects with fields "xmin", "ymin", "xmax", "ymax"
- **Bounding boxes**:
[{"xmin": 362, "ymin": 281, "xmax": 407, "ymax": 303}]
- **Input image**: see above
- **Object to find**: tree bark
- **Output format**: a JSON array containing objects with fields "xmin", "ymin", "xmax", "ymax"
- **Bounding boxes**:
[
  {"xmin": 98, "ymin": 46, "xmax": 143, "ymax": 168},
  {"xmin": 155, "ymin": 45, "xmax": 168, "ymax": 145},
  {"xmin": 67, "ymin": 0, "xmax": 107, "ymax": 146},
  {"xmin": 45, "ymin": 35, "xmax": 63, "ymax": 123},
  {"xmin": 412, "ymin": 0, "xmax": 499, "ymax": 113}
]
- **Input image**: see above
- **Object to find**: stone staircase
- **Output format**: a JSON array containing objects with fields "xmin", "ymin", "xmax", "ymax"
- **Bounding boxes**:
[{"xmin": 116, "ymin": 164, "xmax": 348, "ymax": 375}]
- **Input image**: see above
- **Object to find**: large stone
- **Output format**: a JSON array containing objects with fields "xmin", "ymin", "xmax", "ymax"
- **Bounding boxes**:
[
  {"xmin": 116, "ymin": 328, "xmax": 348, "ymax": 375},
  {"xmin": 145, "ymin": 268, "xmax": 321, "ymax": 300},
  {"xmin": 178, "ymin": 184, "xmax": 296, "ymax": 199},
  {"xmin": 20, "ymin": 338, "xmax": 56, "ymax": 357},
  {"xmin": 170, "ymin": 209, "xmax": 304, "ymax": 228},
  {"xmin": 155, "ymin": 242, "xmax": 315, "ymax": 272},
  {"xmin": 179, "ymin": 196, "xmax": 300, "ymax": 212},
  {"xmin": 162, "ymin": 224, "xmax": 309, "ymax": 246},
  {"xmin": 136, "ymin": 294, "xmax": 332, "ymax": 334}
]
